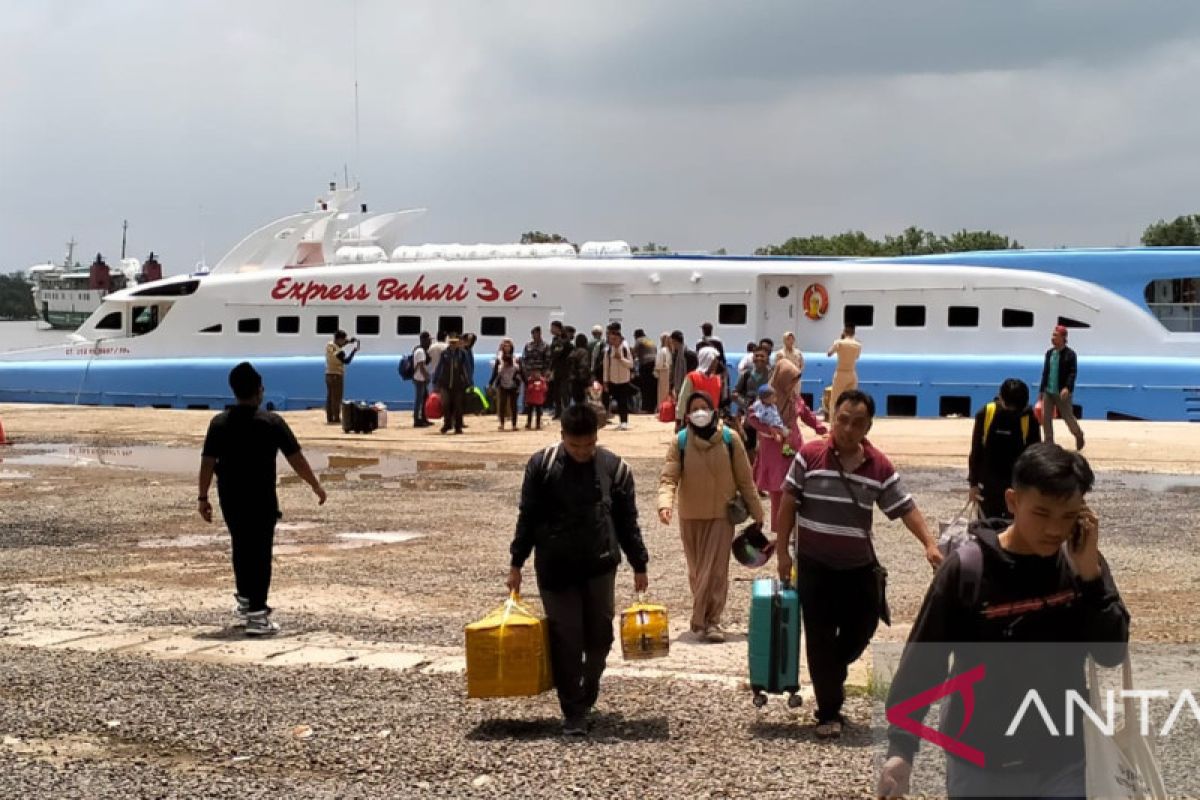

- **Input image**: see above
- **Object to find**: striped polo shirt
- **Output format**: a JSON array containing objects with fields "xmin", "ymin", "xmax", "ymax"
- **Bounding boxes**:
[{"xmin": 784, "ymin": 438, "xmax": 915, "ymax": 570}]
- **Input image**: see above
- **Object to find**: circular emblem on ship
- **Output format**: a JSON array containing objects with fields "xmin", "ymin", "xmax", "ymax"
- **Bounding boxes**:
[{"xmin": 802, "ymin": 282, "xmax": 829, "ymax": 320}]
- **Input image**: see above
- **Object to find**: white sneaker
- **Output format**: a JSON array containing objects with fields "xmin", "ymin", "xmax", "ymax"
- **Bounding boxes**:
[
  {"xmin": 244, "ymin": 611, "xmax": 280, "ymax": 637},
  {"xmin": 617, "ymin": 422, "xmax": 629, "ymax": 431}
]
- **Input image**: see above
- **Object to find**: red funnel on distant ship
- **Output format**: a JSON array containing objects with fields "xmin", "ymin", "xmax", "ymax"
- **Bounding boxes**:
[
  {"xmin": 141, "ymin": 252, "xmax": 162, "ymax": 283},
  {"xmin": 88, "ymin": 254, "xmax": 111, "ymax": 292}
]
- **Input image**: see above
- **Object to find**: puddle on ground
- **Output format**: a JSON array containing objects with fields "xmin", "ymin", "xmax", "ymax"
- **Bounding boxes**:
[
  {"xmin": 137, "ymin": 530, "xmax": 424, "ymax": 551},
  {"xmin": 1108, "ymin": 474, "xmax": 1200, "ymax": 493},
  {"xmin": 139, "ymin": 533, "xmax": 226, "ymax": 549},
  {"xmin": 0, "ymin": 444, "xmax": 498, "ymax": 486}
]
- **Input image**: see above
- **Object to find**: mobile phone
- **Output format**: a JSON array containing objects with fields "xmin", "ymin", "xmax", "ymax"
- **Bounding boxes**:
[{"xmin": 1070, "ymin": 519, "xmax": 1084, "ymax": 550}]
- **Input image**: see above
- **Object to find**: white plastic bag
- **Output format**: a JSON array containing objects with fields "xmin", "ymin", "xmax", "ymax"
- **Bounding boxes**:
[
  {"xmin": 1085, "ymin": 656, "xmax": 1168, "ymax": 799},
  {"xmin": 937, "ymin": 499, "xmax": 980, "ymax": 557}
]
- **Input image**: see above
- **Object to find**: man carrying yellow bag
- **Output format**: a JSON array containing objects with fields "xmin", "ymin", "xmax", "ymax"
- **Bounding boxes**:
[{"xmin": 508, "ymin": 404, "xmax": 650, "ymax": 737}]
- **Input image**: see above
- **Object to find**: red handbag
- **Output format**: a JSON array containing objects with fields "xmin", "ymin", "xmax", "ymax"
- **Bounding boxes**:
[
  {"xmin": 424, "ymin": 391, "xmax": 443, "ymax": 420},
  {"xmin": 658, "ymin": 397, "xmax": 676, "ymax": 423},
  {"xmin": 525, "ymin": 378, "xmax": 547, "ymax": 406}
]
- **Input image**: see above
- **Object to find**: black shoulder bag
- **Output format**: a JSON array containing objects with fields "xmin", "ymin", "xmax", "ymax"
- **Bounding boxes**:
[{"xmin": 829, "ymin": 448, "xmax": 891, "ymax": 627}]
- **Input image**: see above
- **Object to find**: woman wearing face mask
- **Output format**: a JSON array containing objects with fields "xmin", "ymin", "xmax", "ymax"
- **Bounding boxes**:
[
  {"xmin": 748, "ymin": 358, "xmax": 827, "ymax": 532},
  {"xmin": 674, "ymin": 346, "xmax": 726, "ymax": 431},
  {"xmin": 658, "ymin": 392, "xmax": 764, "ymax": 643}
]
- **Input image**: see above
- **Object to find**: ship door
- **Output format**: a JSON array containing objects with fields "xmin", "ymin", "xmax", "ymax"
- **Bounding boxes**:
[{"xmin": 760, "ymin": 277, "xmax": 797, "ymax": 339}]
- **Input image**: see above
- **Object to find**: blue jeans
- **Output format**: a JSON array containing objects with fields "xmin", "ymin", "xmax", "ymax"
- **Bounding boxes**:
[{"xmin": 413, "ymin": 380, "xmax": 428, "ymax": 425}]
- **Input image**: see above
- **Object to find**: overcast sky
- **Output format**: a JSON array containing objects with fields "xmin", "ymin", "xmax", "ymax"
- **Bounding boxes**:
[{"xmin": 5, "ymin": 1, "xmax": 1200, "ymax": 273}]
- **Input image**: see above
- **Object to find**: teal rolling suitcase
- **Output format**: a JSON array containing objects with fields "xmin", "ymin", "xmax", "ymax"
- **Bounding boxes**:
[{"xmin": 748, "ymin": 577, "xmax": 802, "ymax": 708}]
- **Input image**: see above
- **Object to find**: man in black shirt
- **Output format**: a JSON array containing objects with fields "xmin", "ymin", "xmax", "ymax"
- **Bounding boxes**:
[
  {"xmin": 968, "ymin": 378, "xmax": 1041, "ymax": 520},
  {"xmin": 198, "ymin": 362, "xmax": 326, "ymax": 636},
  {"xmin": 508, "ymin": 404, "xmax": 649, "ymax": 736}
]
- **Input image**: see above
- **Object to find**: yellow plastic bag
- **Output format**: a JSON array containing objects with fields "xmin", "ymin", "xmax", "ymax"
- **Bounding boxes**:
[
  {"xmin": 620, "ymin": 594, "xmax": 670, "ymax": 661},
  {"xmin": 465, "ymin": 592, "xmax": 553, "ymax": 698}
]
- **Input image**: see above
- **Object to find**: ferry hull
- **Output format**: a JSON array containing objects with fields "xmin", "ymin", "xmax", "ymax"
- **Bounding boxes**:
[{"xmin": 0, "ymin": 354, "xmax": 1196, "ymax": 421}]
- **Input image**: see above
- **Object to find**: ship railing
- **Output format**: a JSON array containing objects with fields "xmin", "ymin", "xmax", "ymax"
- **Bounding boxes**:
[{"xmin": 1148, "ymin": 302, "xmax": 1200, "ymax": 333}]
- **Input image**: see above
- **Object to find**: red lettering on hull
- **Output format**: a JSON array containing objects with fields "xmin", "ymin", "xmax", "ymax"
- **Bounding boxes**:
[{"xmin": 271, "ymin": 275, "xmax": 525, "ymax": 305}]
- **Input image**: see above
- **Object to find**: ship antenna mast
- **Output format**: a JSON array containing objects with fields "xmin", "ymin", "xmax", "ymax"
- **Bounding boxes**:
[
  {"xmin": 64, "ymin": 237, "xmax": 77, "ymax": 268},
  {"xmin": 120, "ymin": 219, "xmax": 128, "ymax": 260},
  {"xmin": 352, "ymin": 0, "xmax": 361, "ymax": 188}
]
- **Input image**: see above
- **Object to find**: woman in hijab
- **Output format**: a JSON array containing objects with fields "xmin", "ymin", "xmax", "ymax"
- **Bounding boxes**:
[
  {"xmin": 674, "ymin": 346, "xmax": 725, "ymax": 429},
  {"xmin": 658, "ymin": 391, "xmax": 763, "ymax": 643},
  {"xmin": 654, "ymin": 332, "xmax": 673, "ymax": 409},
  {"xmin": 773, "ymin": 331, "xmax": 805, "ymax": 392},
  {"xmin": 747, "ymin": 358, "xmax": 826, "ymax": 531}
]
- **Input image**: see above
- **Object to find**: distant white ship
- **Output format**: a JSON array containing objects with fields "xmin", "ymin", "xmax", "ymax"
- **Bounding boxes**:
[{"xmin": 27, "ymin": 228, "xmax": 162, "ymax": 330}]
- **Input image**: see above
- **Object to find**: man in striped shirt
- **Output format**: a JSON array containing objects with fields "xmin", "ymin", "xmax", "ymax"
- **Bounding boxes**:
[{"xmin": 775, "ymin": 389, "xmax": 942, "ymax": 739}]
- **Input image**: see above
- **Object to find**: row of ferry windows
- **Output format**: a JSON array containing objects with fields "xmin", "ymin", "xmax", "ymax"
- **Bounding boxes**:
[
  {"xmin": 196, "ymin": 304, "xmax": 1086, "ymax": 337},
  {"xmin": 842, "ymin": 304, "xmax": 1088, "ymax": 330},
  {"xmin": 203, "ymin": 315, "xmax": 508, "ymax": 337}
]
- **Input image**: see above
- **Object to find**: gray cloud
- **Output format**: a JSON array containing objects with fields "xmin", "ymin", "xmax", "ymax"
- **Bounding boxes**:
[{"xmin": 4, "ymin": 1, "xmax": 1200, "ymax": 272}]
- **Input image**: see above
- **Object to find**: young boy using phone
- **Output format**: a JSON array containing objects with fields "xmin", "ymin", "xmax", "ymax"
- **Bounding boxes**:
[{"xmin": 878, "ymin": 443, "xmax": 1129, "ymax": 799}]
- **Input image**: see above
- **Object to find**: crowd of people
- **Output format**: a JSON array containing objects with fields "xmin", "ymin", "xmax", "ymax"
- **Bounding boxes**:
[{"xmin": 208, "ymin": 321, "xmax": 1109, "ymax": 796}]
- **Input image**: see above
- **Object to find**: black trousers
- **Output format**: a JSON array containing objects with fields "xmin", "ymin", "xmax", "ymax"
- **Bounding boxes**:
[
  {"xmin": 413, "ymin": 380, "xmax": 428, "ymax": 425},
  {"xmin": 607, "ymin": 381, "xmax": 632, "ymax": 423},
  {"xmin": 440, "ymin": 387, "xmax": 465, "ymax": 433},
  {"xmin": 220, "ymin": 505, "xmax": 277, "ymax": 613},
  {"xmin": 325, "ymin": 373, "xmax": 344, "ymax": 423},
  {"xmin": 979, "ymin": 477, "xmax": 1014, "ymax": 521},
  {"xmin": 553, "ymin": 374, "xmax": 572, "ymax": 417},
  {"xmin": 569, "ymin": 379, "xmax": 588, "ymax": 406},
  {"xmin": 538, "ymin": 569, "xmax": 616, "ymax": 719},
  {"xmin": 497, "ymin": 386, "xmax": 519, "ymax": 426},
  {"xmin": 638, "ymin": 363, "xmax": 657, "ymax": 412},
  {"xmin": 797, "ymin": 559, "xmax": 880, "ymax": 723}
]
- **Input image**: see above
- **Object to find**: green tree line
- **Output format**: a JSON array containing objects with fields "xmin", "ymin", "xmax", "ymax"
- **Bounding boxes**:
[
  {"xmin": 755, "ymin": 226, "xmax": 1021, "ymax": 257},
  {"xmin": 0, "ymin": 273, "xmax": 37, "ymax": 320},
  {"xmin": 528, "ymin": 212, "xmax": 1200, "ymax": 259}
]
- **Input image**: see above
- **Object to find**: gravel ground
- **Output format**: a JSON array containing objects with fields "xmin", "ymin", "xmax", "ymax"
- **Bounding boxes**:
[{"xmin": 2, "ymin": 421, "xmax": 1200, "ymax": 797}]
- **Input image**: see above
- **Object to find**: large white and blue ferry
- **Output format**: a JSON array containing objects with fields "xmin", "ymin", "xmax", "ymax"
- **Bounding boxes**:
[{"xmin": 1, "ymin": 186, "xmax": 1198, "ymax": 420}]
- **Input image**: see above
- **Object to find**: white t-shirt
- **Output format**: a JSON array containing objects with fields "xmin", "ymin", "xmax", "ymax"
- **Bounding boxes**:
[
  {"xmin": 427, "ymin": 342, "xmax": 447, "ymax": 379},
  {"xmin": 737, "ymin": 352, "xmax": 753, "ymax": 374},
  {"xmin": 412, "ymin": 346, "xmax": 428, "ymax": 383}
]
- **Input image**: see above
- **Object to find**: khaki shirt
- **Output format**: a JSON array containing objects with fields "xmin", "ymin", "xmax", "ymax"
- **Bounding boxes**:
[{"xmin": 325, "ymin": 342, "xmax": 345, "ymax": 376}]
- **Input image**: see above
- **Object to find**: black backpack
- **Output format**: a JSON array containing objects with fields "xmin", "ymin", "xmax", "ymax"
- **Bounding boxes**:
[
  {"xmin": 398, "ymin": 349, "xmax": 417, "ymax": 380},
  {"xmin": 531, "ymin": 445, "xmax": 625, "ymax": 574}
]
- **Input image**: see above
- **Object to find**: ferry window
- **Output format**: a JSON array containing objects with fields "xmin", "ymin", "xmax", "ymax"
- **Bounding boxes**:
[
  {"xmin": 316, "ymin": 315, "xmax": 339, "ymax": 335},
  {"xmin": 356, "ymin": 315, "xmax": 380, "ymax": 336},
  {"xmin": 199, "ymin": 324, "xmax": 222, "ymax": 334},
  {"xmin": 96, "ymin": 312, "xmax": 122, "ymax": 330},
  {"xmin": 438, "ymin": 315, "xmax": 464, "ymax": 337},
  {"xmin": 947, "ymin": 306, "xmax": 979, "ymax": 327},
  {"xmin": 887, "ymin": 395, "xmax": 918, "ymax": 417},
  {"xmin": 480, "ymin": 316, "xmax": 506, "ymax": 336},
  {"xmin": 939, "ymin": 396, "xmax": 972, "ymax": 417},
  {"xmin": 1056, "ymin": 315, "xmax": 1091, "ymax": 329},
  {"xmin": 844, "ymin": 305, "xmax": 874, "ymax": 327},
  {"xmin": 276, "ymin": 316, "xmax": 300, "ymax": 334},
  {"xmin": 132, "ymin": 305, "xmax": 160, "ymax": 336},
  {"xmin": 237, "ymin": 318, "xmax": 261, "ymax": 334},
  {"xmin": 397, "ymin": 315, "xmax": 421, "ymax": 335},
  {"xmin": 776, "ymin": 286, "xmax": 791, "ymax": 299},
  {"xmin": 718, "ymin": 304, "xmax": 748, "ymax": 325},
  {"xmin": 1002, "ymin": 308, "xmax": 1034, "ymax": 328},
  {"xmin": 895, "ymin": 305, "xmax": 926, "ymax": 327}
]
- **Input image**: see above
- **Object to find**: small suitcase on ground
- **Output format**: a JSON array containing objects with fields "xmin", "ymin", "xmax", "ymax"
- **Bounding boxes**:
[
  {"xmin": 748, "ymin": 577, "xmax": 802, "ymax": 708},
  {"xmin": 620, "ymin": 595, "xmax": 670, "ymax": 661},
  {"xmin": 465, "ymin": 592, "xmax": 554, "ymax": 699},
  {"xmin": 341, "ymin": 401, "xmax": 378, "ymax": 434}
]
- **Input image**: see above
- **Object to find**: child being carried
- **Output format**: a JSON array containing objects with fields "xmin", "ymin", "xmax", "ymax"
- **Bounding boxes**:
[{"xmin": 751, "ymin": 385, "xmax": 789, "ymax": 444}]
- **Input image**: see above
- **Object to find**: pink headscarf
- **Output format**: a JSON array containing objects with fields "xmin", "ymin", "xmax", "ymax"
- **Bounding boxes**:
[{"xmin": 770, "ymin": 358, "xmax": 800, "ymax": 430}]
